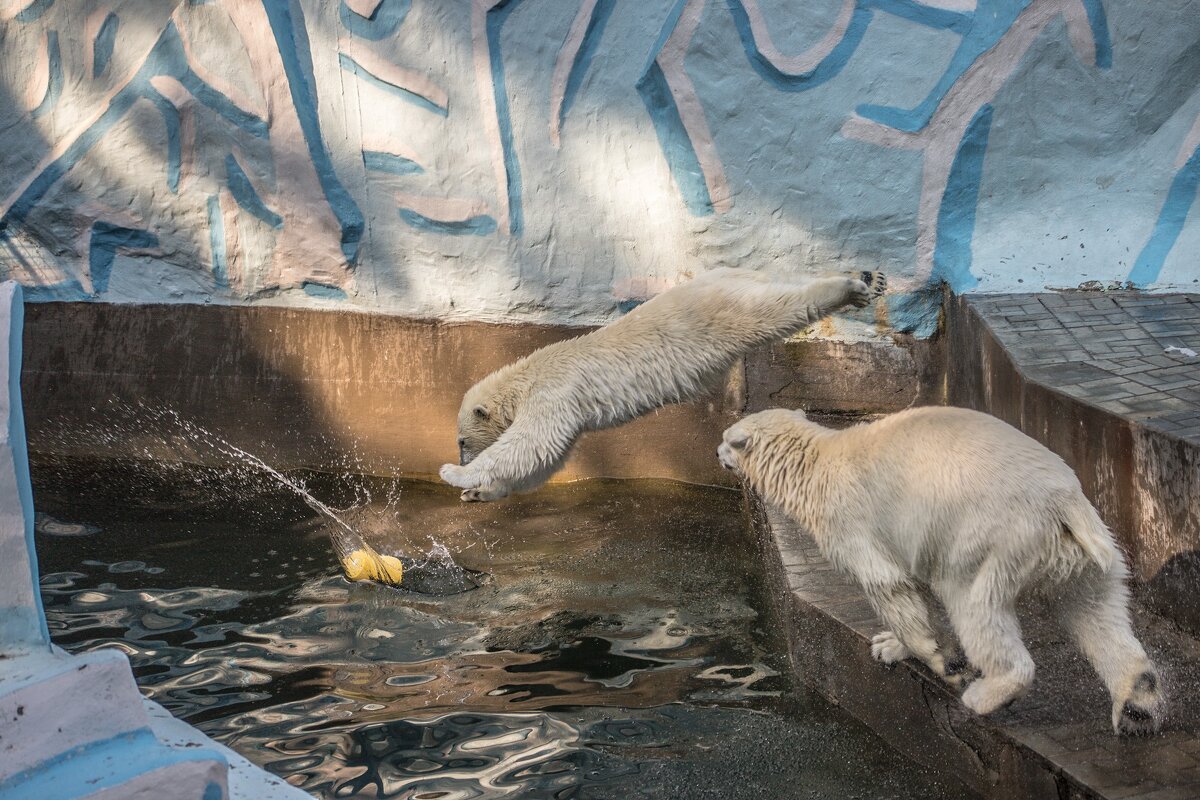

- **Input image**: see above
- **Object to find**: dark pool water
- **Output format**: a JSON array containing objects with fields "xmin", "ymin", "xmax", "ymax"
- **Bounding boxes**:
[{"xmin": 32, "ymin": 458, "xmax": 960, "ymax": 799}]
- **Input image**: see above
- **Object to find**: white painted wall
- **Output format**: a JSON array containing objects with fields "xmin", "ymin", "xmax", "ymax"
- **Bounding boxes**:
[{"xmin": 1, "ymin": 0, "xmax": 1197, "ymax": 338}]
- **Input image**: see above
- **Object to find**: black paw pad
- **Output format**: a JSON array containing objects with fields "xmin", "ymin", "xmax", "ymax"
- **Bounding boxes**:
[
  {"xmin": 945, "ymin": 655, "xmax": 971, "ymax": 676},
  {"xmin": 1118, "ymin": 702, "xmax": 1159, "ymax": 736}
]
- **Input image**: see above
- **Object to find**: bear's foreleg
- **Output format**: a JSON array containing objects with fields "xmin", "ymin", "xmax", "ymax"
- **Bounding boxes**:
[
  {"xmin": 860, "ymin": 575, "xmax": 951, "ymax": 682},
  {"xmin": 795, "ymin": 273, "xmax": 885, "ymax": 321},
  {"xmin": 440, "ymin": 406, "xmax": 578, "ymax": 502}
]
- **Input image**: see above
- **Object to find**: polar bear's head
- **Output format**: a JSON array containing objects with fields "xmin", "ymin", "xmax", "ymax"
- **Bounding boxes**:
[
  {"xmin": 718, "ymin": 408, "xmax": 809, "ymax": 474},
  {"xmin": 454, "ymin": 377, "xmax": 512, "ymax": 464}
]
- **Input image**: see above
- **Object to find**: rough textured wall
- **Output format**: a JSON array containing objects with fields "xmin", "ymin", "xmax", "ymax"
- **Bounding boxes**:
[{"xmin": 0, "ymin": 0, "xmax": 1197, "ymax": 336}]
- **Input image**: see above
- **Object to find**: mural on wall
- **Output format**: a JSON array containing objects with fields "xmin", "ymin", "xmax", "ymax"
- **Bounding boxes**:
[{"xmin": 0, "ymin": 0, "xmax": 1197, "ymax": 336}]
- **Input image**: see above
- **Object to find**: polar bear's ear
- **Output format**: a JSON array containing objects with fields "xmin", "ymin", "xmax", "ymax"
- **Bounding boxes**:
[
  {"xmin": 472, "ymin": 405, "xmax": 490, "ymax": 420},
  {"xmin": 727, "ymin": 430, "xmax": 750, "ymax": 450}
]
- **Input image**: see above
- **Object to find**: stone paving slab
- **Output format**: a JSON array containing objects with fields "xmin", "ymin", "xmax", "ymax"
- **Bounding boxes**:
[
  {"xmin": 751, "ymin": 496, "xmax": 1200, "ymax": 800},
  {"xmin": 968, "ymin": 293, "xmax": 1200, "ymax": 443}
]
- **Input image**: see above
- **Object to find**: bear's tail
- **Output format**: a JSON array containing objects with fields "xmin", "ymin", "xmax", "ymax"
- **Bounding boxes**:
[{"xmin": 1059, "ymin": 499, "xmax": 1120, "ymax": 573}]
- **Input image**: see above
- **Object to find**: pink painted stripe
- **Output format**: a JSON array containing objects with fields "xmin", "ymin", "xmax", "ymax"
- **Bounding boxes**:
[
  {"xmin": 173, "ymin": 3, "xmax": 266, "ymax": 121},
  {"xmin": 25, "ymin": 32, "xmax": 49, "ymax": 111},
  {"xmin": 739, "ymin": 0, "xmax": 856, "ymax": 75},
  {"xmin": 345, "ymin": 46, "xmax": 449, "ymax": 111},
  {"xmin": 344, "ymin": 0, "xmax": 385, "ymax": 18},
  {"xmin": 549, "ymin": 0, "xmax": 598, "ymax": 148},
  {"xmin": 395, "ymin": 192, "xmax": 490, "ymax": 223},
  {"xmin": 1178, "ymin": 112, "xmax": 1200, "ymax": 169},
  {"xmin": 658, "ymin": 0, "xmax": 732, "ymax": 213}
]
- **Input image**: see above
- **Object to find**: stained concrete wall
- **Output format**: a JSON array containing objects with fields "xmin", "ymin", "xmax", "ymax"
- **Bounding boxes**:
[{"xmin": 1, "ymin": 0, "xmax": 1197, "ymax": 337}]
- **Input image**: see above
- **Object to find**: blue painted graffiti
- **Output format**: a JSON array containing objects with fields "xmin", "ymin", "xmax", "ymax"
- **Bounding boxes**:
[
  {"xmin": 301, "ymin": 281, "xmax": 349, "ymax": 299},
  {"xmin": 362, "ymin": 150, "xmax": 424, "ymax": 175},
  {"xmin": 206, "ymin": 195, "xmax": 228, "ymax": 287},
  {"xmin": 93, "ymin": 13, "xmax": 119, "ymax": 78},
  {"xmin": 143, "ymin": 89, "xmax": 182, "ymax": 193},
  {"xmin": 856, "ymin": 0, "xmax": 1024, "ymax": 133},
  {"xmin": 2, "ymin": 21, "xmax": 271, "ymax": 231},
  {"xmin": 1127, "ymin": 143, "xmax": 1200, "ymax": 287},
  {"xmin": 932, "ymin": 103, "xmax": 993, "ymax": 292},
  {"xmin": 224, "ymin": 154, "xmax": 283, "ymax": 229},
  {"xmin": 637, "ymin": 61, "xmax": 715, "ymax": 216},
  {"xmin": 725, "ymin": 1, "xmax": 874, "ymax": 91},
  {"xmin": 14, "ymin": 0, "xmax": 53, "ymax": 23},
  {"xmin": 399, "ymin": 208, "xmax": 498, "ymax": 236},
  {"xmin": 559, "ymin": 0, "xmax": 615, "ymax": 133},
  {"xmin": 338, "ymin": 0, "xmax": 411, "ymax": 40},
  {"xmin": 1080, "ymin": 0, "xmax": 1113, "ymax": 69},
  {"xmin": 262, "ymin": 0, "xmax": 364, "ymax": 260},
  {"xmin": 637, "ymin": 0, "xmax": 714, "ymax": 216},
  {"xmin": 88, "ymin": 222, "xmax": 158, "ymax": 294},
  {"xmin": 485, "ymin": 0, "xmax": 526, "ymax": 236}
]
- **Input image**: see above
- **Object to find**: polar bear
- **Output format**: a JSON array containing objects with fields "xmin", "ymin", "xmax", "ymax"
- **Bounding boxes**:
[
  {"xmin": 440, "ymin": 268, "xmax": 885, "ymax": 502},
  {"xmin": 718, "ymin": 406, "xmax": 1164, "ymax": 735}
]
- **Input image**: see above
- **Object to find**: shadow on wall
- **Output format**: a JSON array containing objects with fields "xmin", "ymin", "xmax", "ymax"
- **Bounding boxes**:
[{"xmin": 22, "ymin": 302, "xmax": 740, "ymax": 487}]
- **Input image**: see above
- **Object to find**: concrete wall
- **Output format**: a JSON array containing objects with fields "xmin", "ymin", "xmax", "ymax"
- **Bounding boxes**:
[{"xmin": 2, "ymin": 0, "xmax": 1197, "ymax": 337}]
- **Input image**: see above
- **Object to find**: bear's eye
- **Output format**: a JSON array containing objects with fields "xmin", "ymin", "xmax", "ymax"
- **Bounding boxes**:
[{"xmin": 457, "ymin": 437, "xmax": 466, "ymax": 447}]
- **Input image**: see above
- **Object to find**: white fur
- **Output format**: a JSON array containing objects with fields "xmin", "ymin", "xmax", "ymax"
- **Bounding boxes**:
[
  {"xmin": 719, "ymin": 406, "xmax": 1165, "ymax": 735},
  {"xmin": 442, "ymin": 268, "xmax": 884, "ymax": 502}
]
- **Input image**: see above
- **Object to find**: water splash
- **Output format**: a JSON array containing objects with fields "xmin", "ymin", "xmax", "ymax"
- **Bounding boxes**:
[{"xmin": 41, "ymin": 402, "xmax": 483, "ymax": 595}]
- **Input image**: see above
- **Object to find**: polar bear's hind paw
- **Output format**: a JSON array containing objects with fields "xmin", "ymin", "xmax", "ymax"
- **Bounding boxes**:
[{"xmin": 1115, "ymin": 670, "xmax": 1164, "ymax": 736}]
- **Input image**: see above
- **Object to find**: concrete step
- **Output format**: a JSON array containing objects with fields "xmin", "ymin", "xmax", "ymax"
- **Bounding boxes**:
[
  {"xmin": 0, "ymin": 647, "xmax": 232, "ymax": 800},
  {"xmin": 0, "ymin": 648, "xmax": 151, "ymax": 782},
  {"xmin": 0, "ymin": 728, "xmax": 227, "ymax": 800}
]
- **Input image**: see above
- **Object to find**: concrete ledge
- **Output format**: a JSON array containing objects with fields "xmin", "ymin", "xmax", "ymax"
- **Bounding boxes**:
[
  {"xmin": 749, "ymin": 491, "xmax": 1200, "ymax": 800},
  {"xmin": 745, "ymin": 334, "xmax": 945, "ymax": 415}
]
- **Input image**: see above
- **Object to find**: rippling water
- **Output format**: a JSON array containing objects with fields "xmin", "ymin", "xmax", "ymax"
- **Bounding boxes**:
[{"xmin": 33, "ymin": 458, "xmax": 959, "ymax": 799}]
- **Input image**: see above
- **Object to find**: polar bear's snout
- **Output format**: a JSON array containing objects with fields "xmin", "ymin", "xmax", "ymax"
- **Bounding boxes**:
[
  {"xmin": 458, "ymin": 437, "xmax": 471, "ymax": 465},
  {"xmin": 717, "ymin": 441, "xmax": 737, "ymax": 471},
  {"xmin": 717, "ymin": 427, "xmax": 751, "ymax": 472}
]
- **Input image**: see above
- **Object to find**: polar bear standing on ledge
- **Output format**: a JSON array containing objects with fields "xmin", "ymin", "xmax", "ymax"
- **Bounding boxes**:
[
  {"xmin": 441, "ymin": 268, "xmax": 885, "ymax": 502},
  {"xmin": 718, "ymin": 406, "xmax": 1164, "ymax": 735}
]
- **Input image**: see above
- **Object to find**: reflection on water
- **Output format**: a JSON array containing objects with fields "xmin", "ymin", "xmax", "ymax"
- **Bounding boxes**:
[{"xmin": 33, "ymin": 458, "xmax": 959, "ymax": 799}]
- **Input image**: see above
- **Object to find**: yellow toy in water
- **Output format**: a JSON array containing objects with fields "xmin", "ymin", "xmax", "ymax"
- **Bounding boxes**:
[{"xmin": 341, "ymin": 547, "xmax": 404, "ymax": 585}]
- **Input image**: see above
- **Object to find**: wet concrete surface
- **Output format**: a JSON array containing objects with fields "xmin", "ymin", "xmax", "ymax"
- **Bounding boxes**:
[{"xmin": 31, "ymin": 457, "xmax": 964, "ymax": 799}]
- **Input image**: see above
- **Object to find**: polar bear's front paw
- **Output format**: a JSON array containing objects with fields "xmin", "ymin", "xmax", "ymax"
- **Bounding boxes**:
[
  {"xmin": 859, "ymin": 270, "xmax": 887, "ymax": 298},
  {"xmin": 846, "ymin": 279, "xmax": 873, "ymax": 308},
  {"xmin": 871, "ymin": 631, "xmax": 910, "ymax": 664},
  {"xmin": 440, "ymin": 463, "xmax": 476, "ymax": 489}
]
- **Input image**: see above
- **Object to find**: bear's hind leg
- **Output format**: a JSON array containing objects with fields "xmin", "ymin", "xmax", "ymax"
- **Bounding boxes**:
[
  {"xmin": 945, "ymin": 571, "xmax": 1035, "ymax": 716},
  {"xmin": 1053, "ymin": 569, "xmax": 1165, "ymax": 735}
]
